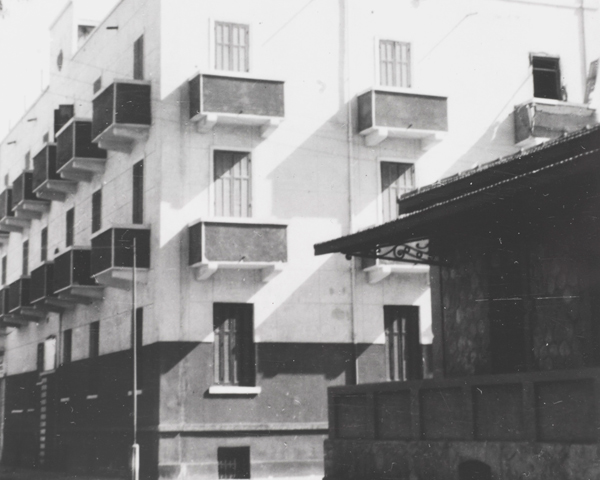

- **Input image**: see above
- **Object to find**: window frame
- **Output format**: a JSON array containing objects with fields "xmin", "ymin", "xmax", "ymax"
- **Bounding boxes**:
[
  {"xmin": 62, "ymin": 329, "xmax": 72, "ymax": 366},
  {"xmin": 66, "ymin": 207, "xmax": 75, "ymax": 247},
  {"xmin": 530, "ymin": 54, "xmax": 562, "ymax": 101},
  {"xmin": 92, "ymin": 188, "xmax": 102, "ymax": 234},
  {"xmin": 209, "ymin": 18, "xmax": 253, "ymax": 74},
  {"xmin": 383, "ymin": 305, "xmax": 422, "ymax": 382},
  {"xmin": 210, "ymin": 146, "xmax": 253, "ymax": 219},
  {"xmin": 41, "ymin": 226, "xmax": 48, "ymax": 262},
  {"xmin": 375, "ymin": 37, "xmax": 413, "ymax": 89},
  {"xmin": 218, "ymin": 446, "xmax": 251, "ymax": 479},
  {"xmin": 377, "ymin": 157, "xmax": 417, "ymax": 225},
  {"xmin": 132, "ymin": 159, "xmax": 144, "ymax": 224},
  {"xmin": 22, "ymin": 239, "xmax": 29, "ymax": 276},
  {"xmin": 133, "ymin": 34, "xmax": 144, "ymax": 80}
]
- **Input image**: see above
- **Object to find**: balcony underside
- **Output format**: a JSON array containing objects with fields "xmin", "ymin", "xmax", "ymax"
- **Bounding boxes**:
[
  {"xmin": 0, "ymin": 217, "xmax": 30, "ymax": 233},
  {"xmin": 31, "ymin": 296, "xmax": 76, "ymax": 312},
  {"xmin": 6, "ymin": 307, "xmax": 46, "ymax": 323},
  {"xmin": 0, "ymin": 315, "xmax": 31, "ymax": 328},
  {"xmin": 359, "ymin": 125, "xmax": 446, "ymax": 149},
  {"xmin": 92, "ymin": 266, "xmax": 148, "ymax": 290},
  {"xmin": 191, "ymin": 261, "xmax": 283, "ymax": 282},
  {"xmin": 33, "ymin": 179, "xmax": 78, "ymax": 202},
  {"xmin": 13, "ymin": 200, "xmax": 49, "ymax": 220},
  {"xmin": 193, "ymin": 113, "xmax": 282, "ymax": 138},
  {"xmin": 363, "ymin": 262, "xmax": 429, "ymax": 284},
  {"xmin": 54, "ymin": 285, "xmax": 104, "ymax": 305},
  {"xmin": 94, "ymin": 124, "xmax": 150, "ymax": 154},
  {"xmin": 58, "ymin": 157, "xmax": 106, "ymax": 183}
]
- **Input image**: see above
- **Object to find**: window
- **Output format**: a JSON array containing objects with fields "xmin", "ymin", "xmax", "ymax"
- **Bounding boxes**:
[
  {"xmin": 218, "ymin": 447, "xmax": 250, "ymax": 479},
  {"xmin": 25, "ymin": 151, "xmax": 31, "ymax": 170},
  {"xmin": 134, "ymin": 35, "xmax": 144, "ymax": 80},
  {"xmin": 215, "ymin": 21, "xmax": 249, "ymax": 72},
  {"xmin": 22, "ymin": 239, "xmax": 29, "ymax": 276},
  {"xmin": 134, "ymin": 307, "xmax": 143, "ymax": 389},
  {"xmin": 88, "ymin": 321, "xmax": 100, "ymax": 394},
  {"xmin": 133, "ymin": 160, "xmax": 144, "ymax": 224},
  {"xmin": 41, "ymin": 227, "xmax": 48, "ymax": 262},
  {"xmin": 213, "ymin": 303, "xmax": 255, "ymax": 386},
  {"xmin": 379, "ymin": 40, "xmax": 411, "ymax": 88},
  {"xmin": 77, "ymin": 25, "xmax": 95, "ymax": 48},
  {"xmin": 532, "ymin": 56, "xmax": 561, "ymax": 100},
  {"xmin": 62, "ymin": 329, "xmax": 72, "ymax": 365},
  {"xmin": 384, "ymin": 306, "xmax": 421, "ymax": 381},
  {"xmin": 2, "ymin": 255, "xmax": 6, "ymax": 285},
  {"xmin": 214, "ymin": 150, "xmax": 251, "ymax": 217},
  {"xmin": 380, "ymin": 162, "xmax": 415, "ymax": 223},
  {"xmin": 66, "ymin": 207, "xmax": 74, "ymax": 247},
  {"xmin": 93, "ymin": 77, "xmax": 102, "ymax": 94},
  {"xmin": 89, "ymin": 321, "xmax": 100, "ymax": 359},
  {"xmin": 44, "ymin": 336, "xmax": 57, "ymax": 371},
  {"xmin": 92, "ymin": 189, "xmax": 102, "ymax": 233},
  {"xmin": 37, "ymin": 343, "xmax": 44, "ymax": 372}
]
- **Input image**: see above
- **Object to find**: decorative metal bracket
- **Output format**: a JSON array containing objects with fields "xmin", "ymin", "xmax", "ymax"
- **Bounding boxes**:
[{"xmin": 344, "ymin": 240, "xmax": 445, "ymax": 266}]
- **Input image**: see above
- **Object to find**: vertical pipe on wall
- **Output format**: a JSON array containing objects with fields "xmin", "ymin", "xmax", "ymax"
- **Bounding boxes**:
[
  {"xmin": 580, "ymin": 0, "xmax": 588, "ymax": 95},
  {"xmin": 342, "ymin": 0, "xmax": 358, "ymax": 385}
]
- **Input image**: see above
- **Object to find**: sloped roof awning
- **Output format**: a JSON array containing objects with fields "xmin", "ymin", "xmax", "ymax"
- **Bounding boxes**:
[{"xmin": 314, "ymin": 125, "xmax": 600, "ymax": 264}]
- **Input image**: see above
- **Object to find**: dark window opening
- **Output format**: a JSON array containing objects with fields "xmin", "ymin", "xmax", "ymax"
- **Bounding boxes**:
[
  {"xmin": 22, "ymin": 240, "xmax": 29, "ymax": 276},
  {"xmin": 133, "ymin": 160, "xmax": 144, "ymax": 224},
  {"xmin": 532, "ymin": 56, "xmax": 561, "ymax": 100},
  {"xmin": 66, "ymin": 208, "xmax": 74, "ymax": 247},
  {"xmin": 88, "ymin": 321, "xmax": 100, "ymax": 394},
  {"xmin": 41, "ymin": 227, "xmax": 48, "ymax": 262},
  {"xmin": 458, "ymin": 460, "xmax": 492, "ymax": 480},
  {"xmin": 89, "ymin": 321, "xmax": 100, "ymax": 359},
  {"xmin": 384, "ymin": 306, "xmax": 422, "ymax": 381},
  {"xmin": 92, "ymin": 189, "xmax": 102, "ymax": 233},
  {"xmin": 93, "ymin": 77, "xmax": 102, "ymax": 94},
  {"xmin": 37, "ymin": 343, "xmax": 44, "ymax": 373},
  {"xmin": 213, "ymin": 303, "xmax": 255, "ymax": 386},
  {"xmin": 62, "ymin": 329, "xmax": 72, "ymax": 365},
  {"xmin": 218, "ymin": 447, "xmax": 250, "ymax": 479},
  {"xmin": 134, "ymin": 307, "xmax": 144, "ymax": 389},
  {"xmin": 134, "ymin": 35, "xmax": 144, "ymax": 80},
  {"xmin": 2, "ymin": 255, "xmax": 6, "ymax": 285}
]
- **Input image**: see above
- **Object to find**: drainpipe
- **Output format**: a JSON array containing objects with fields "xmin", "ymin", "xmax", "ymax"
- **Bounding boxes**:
[{"xmin": 343, "ymin": 0, "xmax": 358, "ymax": 385}]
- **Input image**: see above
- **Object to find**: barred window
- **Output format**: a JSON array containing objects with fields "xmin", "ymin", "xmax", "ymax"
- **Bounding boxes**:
[
  {"xmin": 379, "ymin": 40, "xmax": 411, "ymax": 87},
  {"xmin": 380, "ymin": 162, "xmax": 415, "ymax": 223},
  {"xmin": 214, "ymin": 150, "xmax": 251, "ymax": 218},
  {"xmin": 218, "ymin": 447, "xmax": 250, "ymax": 479},
  {"xmin": 215, "ymin": 22, "xmax": 249, "ymax": 72}
]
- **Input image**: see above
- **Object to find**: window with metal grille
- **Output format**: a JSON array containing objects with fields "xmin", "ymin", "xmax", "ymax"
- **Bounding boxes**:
[
  {"xmin": 214, "ymin": 150, "xmax": 251, "ymax": 217},
  {"xmin": 41, "ymin": 227, "xmax": 48, "ymax": 262},
  {"xmin": 133, "ymin": 160, "xmax": 144, "ymax": 224},
  {"xmin": 134, "ymin": 35, "xmax": 144, "ymax": 80},
  {"xmin": 532, "ymin": 56, "xmax": 561, "ymax": 100},
  {"xmin": 379, "ymin": 40, "xmax": 411, "ymax": 87},
  {"xmin": 2, "ymin": 255, "xmax": 6, "ymax": 285},
  {"xmin": 380, "ymin": 162, "xmax": 415, "ymax": 223},
  {"xmin": 66, "ymin": 207, "xmax": 74, "ymax": 247},
  {"xmin": 62, "ymin": 329, "xmax": 72, "ymax": 365},
  {"xmin": 213, "ymin": 303, "xmax": 255, "ymax": 386},
  {"xmin": 92, "ymin": 189, "xmax": 102, "ymax": 233},
  {"xmin": 384, "ymin": 306, "xmax": 421, "ymax": 381},
  {"xmin": 215, "ymin": 21, "xmax": 249, "ymax": 72},
  {"xmin": 22, "ymin": 239, "xmax": 29, "ymax": 276},
  {"xmin": 218, "ymin": 447, "xmax": 250, "ymax": 479}
]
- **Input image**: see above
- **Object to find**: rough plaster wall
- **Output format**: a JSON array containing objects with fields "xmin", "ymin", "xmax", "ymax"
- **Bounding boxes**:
[{"xmin": 441, "ymin": 236, "xmax": 490, "ymax": 377}]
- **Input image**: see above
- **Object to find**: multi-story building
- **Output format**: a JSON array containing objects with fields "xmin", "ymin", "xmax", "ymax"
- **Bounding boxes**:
[{"xmin": 0, "ymin": 0, "xmax": 598, "ymax": 479}]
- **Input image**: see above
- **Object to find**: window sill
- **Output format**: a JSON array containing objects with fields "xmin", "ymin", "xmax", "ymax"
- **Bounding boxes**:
[{"xmin": 208, "ymin": 385, "xmax": 261, "ymax": 396}]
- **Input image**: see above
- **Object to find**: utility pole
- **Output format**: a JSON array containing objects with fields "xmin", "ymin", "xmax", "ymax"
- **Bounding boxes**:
[{"xmin": 131, "ymin": 237, "xmax": 139, "ymax": 480}]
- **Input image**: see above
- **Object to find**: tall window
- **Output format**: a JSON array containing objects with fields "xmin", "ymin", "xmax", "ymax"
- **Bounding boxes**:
[
  {"xmin": 92, "ymin": 189, "xmax": 102, "ymax": 233},
  {"xmin": 381, "ymin": 162, "xmax": 415, "ymax": 223},
  {"xmin": 133, "ymin": 160, "xmax": 144, "ymax": 224},
  {"xmin": 134, "ymin": 307, "xmax": 144, "ymax": 389},
  {"xmin": 44, "ymin": 336, "xmax": 57, "ymax": 371},
  {"xmin": 215, "ymin": 21, "xmax": 249, "ymax": 72},
  {"xmin": 89, "ymin": 321, "xmax": 100, "ymax": 359},
  {"xmin": 384, "ymin": 306, "xmax": 421, "ymax": 381},
  {"xmin": 2, "ymin": 255, "xmax": 6, "ymax": 285},
  {"xmin": 37, "ymin": 343, "xmax": 44, "ymax": 372},
  {"xmin": 66, "ymin": 208, "xmax": 75, "ymax": 247},
  {"xmin": 89, "ymin": 321, "xmax": 100, "ymax": 394},
  {"xmin": 133, "ymin": 35, "xmax": 144, "ymax": 80},
  {"xmin": 214, "ymin": 150, "xmax": 251, "ymax": 217},
  {"xmin": 218, "ymin": 447, "xmax": 250, "ymax": 479},
  {"xmin": 62, "ymin": 329, "xmax": 72, "ymax": 365},
  {"xmin": 379, "ymin": 40, "xmax": 411, "ymax": 87},
  {"xmin": 532, "ymin": 56, "xmax": 561, "ymax": 100},
  {"xmin": 22, "ymin": 240, "xmax": 29, "ymax": 276},
  {"xmin": 41, "ymin": 227, "xmax": 48, "ymax": 262},
  {"xmin": 213, "ymin": 303, "xmax": 255, "ymax": 386}
]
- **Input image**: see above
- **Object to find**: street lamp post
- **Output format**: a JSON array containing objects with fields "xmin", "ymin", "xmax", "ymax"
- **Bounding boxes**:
[{"xmin": 131, "ymin": 237, "xmax": 139, "ymax": 480}]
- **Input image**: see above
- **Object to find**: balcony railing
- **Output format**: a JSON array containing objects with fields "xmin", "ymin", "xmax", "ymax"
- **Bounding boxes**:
[
  {"xmin": 357, "ymin": 89, "xmax": 448, "ymax": 148},
  {"xmin": 12, "ymin": 171, "xmax": 49, "ymax": 221},
  {"xmin": 189, "ymin": 73, "xmax": 284, "ymax": 137},
  {"xmin": 328, "ymin": 368, "xmax": 600, "ymax": 445},
  {"xmin": 56, "ymin": 118, "xmax": 107, "ymax": 182},
  {"xmin": 0, "ymin": 287, "xmax": 27, "ymax": 328},
  {"xmin": 7, "ymin": 277, "xmax": 44, "ymax": 321},
  {"xmin": 514, "ymin": 99, "xmax": 596, "ymax": 148},
  {"xmin": 53, "ymin": 247, "xmax": 103, "ymax": 304},
  {"xmin": 91, "ymin": 226, "xmax": 150, "ymax": 289},
  {"xmin": 92, "ymin": 80, "xmax": 151, "ymax": 153},
  {"xmin": 32, "ymin": 143, "xmax": 77, "ymax": 201},
  {"xmin": 0, "ymin": 189, "xmax": 28, "ymax": 233},
  {"xmin": 188, "ymin": 219, "xmax": 287, "ymax": 281},
  {"xmin": 30, "ymin": 262, "xmax": 72, "ymax": 311}
]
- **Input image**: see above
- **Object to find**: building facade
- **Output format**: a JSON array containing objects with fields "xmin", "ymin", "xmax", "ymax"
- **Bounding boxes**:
[{"xmin": 0, "ymin": 0, "xmax": 598, "ymax": 479}]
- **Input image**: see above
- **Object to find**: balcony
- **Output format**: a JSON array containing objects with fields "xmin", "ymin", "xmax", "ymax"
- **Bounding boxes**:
[
  {"xmin": 189, "ymin": 73, "xmax": 284, "ymax": 137},
  {"xmin": 0, "ymin": 287, "xmax": 27, "ymax": 328},
  {"xmin": 91, "ymin": 226, "xmax": 150, "ymax": 289},
  {"xmin": 188, "ymin": 219, "xmax": 287, "ymax": 281},
  {"xmin": 32, "ymin": 143, "xmax": 77, "ymax": 201},
  {"xmin": 92, "ymin": 80, "xmax": 151, "ymax": 153},
  {"xmin": 12, "ymin": 171, "xmax": 50, "ymax": 221},
  {"xmin": 7, "ymin": 277, "xmax": 45, "ymax": 322},
  {"xmin": 30, "ymin": 262, "xmax": 72, "ymax": 311},
  {"xmin": 361, "ymin": 257, "xmax": 429, "ymax": 284},
  {"xmin": 514, "ymin": 99, "xmax": 596, "ymax": 148},
  {"xmin": 357, "ymin": 89, "xmax": 448, "ymax": 149},
  {"xmin": 56, "ymin": 118, "xmax": 107, "ymax": 182},
  {"xmin": 53, "ymin": 247, "xmax": 104, "ymax": 304},
  {"xmin": 0, "ymin": 189, "xmax": 29, "ymax": 233}
]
